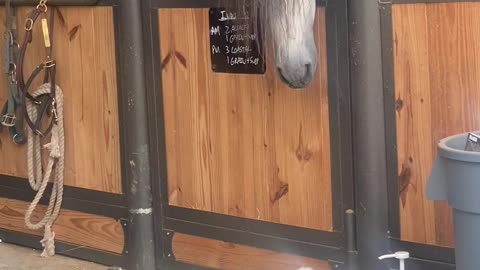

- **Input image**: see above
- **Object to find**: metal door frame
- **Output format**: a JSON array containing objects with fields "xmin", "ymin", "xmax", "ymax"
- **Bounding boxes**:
[
  {"xmin": 377, "ymin": 0, "xmax": 477, "ymax": 269},
  {"xmin": 142, "ymin": 0, "xmax": 354, "ymax": 269}
]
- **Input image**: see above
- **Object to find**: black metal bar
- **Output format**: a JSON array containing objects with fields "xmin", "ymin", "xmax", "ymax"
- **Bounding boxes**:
[
  {"xmin": 167, "ymin": 206, "xmax": 342, "ymax": 247},
  {"xmin": 349, "ymin": 0, "xmax": 392, "ymax": 269},
  {"xmin": 142, "ymin": 2, "xmax": 169, "ymax": 269},
  {"xmin": 345, "ymin": 209, "xmax": 356, "ymax": 252},
  {"xmin": 0, "ymin": 0, "xmax": 98, "ymax": 5},
  {"xmin": 325, "ymin": 0, "xmax": 355, "ymax": 233},
  {"xmin": 111, "ymin": 2, "xmax": 128, "ymax": 201},
  {"xmin": 0, "ymin": 175, "xmax": 126, "ymax": 205},
  {"xmin": 165, "ymin": 217, "xmax": 346, "ymax": 263},
  {"xmin": 0, "ymin": 175, "xmax": 127, "ymax": 220},
  {"xmin": 0, "ymin": 228, "xmax": 127, "ymax": 268},
  {"xmin": 345, "ymin": 209, "xmax": 359, "ymax": 270},
  {"xmin": 0, "ymin": 184, "xmax": 127, "ymax": 220},
  {"xmin": 379, "ymin": 2, "xmax": 402, "ymax": 240},
  {"xmin": 117, "ymin": 0, "xmax": 156, "ymax": 269}
]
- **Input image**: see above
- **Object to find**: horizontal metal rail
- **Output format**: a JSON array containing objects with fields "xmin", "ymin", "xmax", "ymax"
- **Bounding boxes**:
[{"xmin": 0, "ymin": 0, "xmax": 98, "ymax": 6}]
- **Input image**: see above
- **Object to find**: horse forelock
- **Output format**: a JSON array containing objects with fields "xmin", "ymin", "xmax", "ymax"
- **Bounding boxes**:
[
  {"xmin": 229, "ymin": 0, "xmax": 312, "ymax": 36},
  {"xmin": 220, "ymin": 0, "xmax": 314, "ymax": 59}
]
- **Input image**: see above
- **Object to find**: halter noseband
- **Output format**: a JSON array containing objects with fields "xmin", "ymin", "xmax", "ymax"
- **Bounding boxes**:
[{"xmin": 16, "ymin": 0, "xmax": 57, "ymax": 137}]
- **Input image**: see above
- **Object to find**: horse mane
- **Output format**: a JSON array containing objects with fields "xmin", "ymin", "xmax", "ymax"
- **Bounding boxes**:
[
  {"xmin": 226, "ymin": 0, "xmax": 311, "ymax": 39},
  {"xmin": 219, "ymin": 0, "xmax": 312, "ymax": 58}
]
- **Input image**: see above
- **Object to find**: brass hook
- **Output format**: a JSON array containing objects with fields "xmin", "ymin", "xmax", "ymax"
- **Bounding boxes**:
[{"xmin": 36, "ymin": 0, "xmax": 48, "ymax": 13}]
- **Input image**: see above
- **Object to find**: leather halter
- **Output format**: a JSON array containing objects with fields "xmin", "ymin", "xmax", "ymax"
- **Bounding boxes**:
[
  {"xmin": 16, "ymin": 1, "xmax": 57, "ymax": 137},
  {"xmin": 1, "ymin": 0, "xmax": 26, "ymax": 144}
]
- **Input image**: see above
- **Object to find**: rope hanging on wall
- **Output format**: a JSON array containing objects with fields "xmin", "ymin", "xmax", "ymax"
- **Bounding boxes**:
[
  {"xmin": 24, "ymin": 83, "xmax": 65, "ymax": 257},
  {"xmin": 15, "ymin": 0, "xmax": 65, "ymax": 257}
]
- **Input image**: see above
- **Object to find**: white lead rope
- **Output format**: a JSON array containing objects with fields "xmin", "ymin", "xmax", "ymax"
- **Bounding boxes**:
[{"xmin": 24, "ymin": 82, "xmax": 65, "ymax": 258}]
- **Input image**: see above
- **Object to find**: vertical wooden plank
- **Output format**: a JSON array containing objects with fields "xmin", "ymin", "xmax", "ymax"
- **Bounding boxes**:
[
  {"xmin": 91, "ymin": 7, "xmax": 121, "ymax": 192},
  {"xmin": 392, "ymin": 3, "xmax": 436, "ymax": 245},
  {"xmin": 159, "ymin": 8, "xmax": 332, "ymax": 231}
]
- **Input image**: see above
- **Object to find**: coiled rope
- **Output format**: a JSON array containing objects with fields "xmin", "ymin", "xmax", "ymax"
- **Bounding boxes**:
[{"xmin": 24, "ymin": 82, "xmax": 64, "ymax": 257}]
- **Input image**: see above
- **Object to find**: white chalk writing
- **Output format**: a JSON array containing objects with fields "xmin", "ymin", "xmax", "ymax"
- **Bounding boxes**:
[
  {"xmin": 226, "ymin": 56, "xmax": 260, "ymax": 66},
  {"xmin": 212, "ymin": 45, "xmax": 221, "ymax": 54},
  {"xmin": 219, "ymin": 10, "xmax": 249, "ymax": 21},
  {"xmin": 210, "ymin": 25, "xmax": 220, "ymax": 36}
]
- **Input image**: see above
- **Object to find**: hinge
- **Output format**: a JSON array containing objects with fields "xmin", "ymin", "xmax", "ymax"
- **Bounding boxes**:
[
  {"xmin": 119, "ymin": 218, "xmax": 129, "ymax": 255},
  {"xmin": 163, "ymin": 229, "xmax": 175, "ymax": 260}
]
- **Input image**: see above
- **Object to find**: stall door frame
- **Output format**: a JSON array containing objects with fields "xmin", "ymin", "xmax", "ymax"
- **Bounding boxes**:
[
  {"xmin": 0, "ymin": 1, "xmax": 131, "ymax": 268},
  {"xmin": 142, "ymin": 0, "xmax": 353, "ymax": 269},
  {"xmin": 380, "ymin": 1, "xmax": 458, "ymax": 269}
]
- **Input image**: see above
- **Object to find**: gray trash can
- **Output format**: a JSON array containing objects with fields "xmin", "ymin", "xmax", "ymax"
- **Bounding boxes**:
[{"xmin": 427, "ymin": 131, "xmax": 480, "ymax": 270}]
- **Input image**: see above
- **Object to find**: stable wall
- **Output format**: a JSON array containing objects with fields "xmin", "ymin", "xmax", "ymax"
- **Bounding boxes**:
[
  {"xmin": 159, "ymin": 7, "xmax": 333, "ymax": 232},
  {"xmin": 391, "ymin": 2, "xmax": 480, "ymax": 248},
  {"xmin": 0, "ymin": 6, "xmax": 124, "ymax": 255}
]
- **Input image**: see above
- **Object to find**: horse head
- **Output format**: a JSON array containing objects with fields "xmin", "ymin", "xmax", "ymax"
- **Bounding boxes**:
[
  {"xmin": 231, "ymin": 0, "xmax": 318, "ymax": 89},
  {"xmin": 267, "ymin": 0, "xmax": 317, "ymax": 89}
]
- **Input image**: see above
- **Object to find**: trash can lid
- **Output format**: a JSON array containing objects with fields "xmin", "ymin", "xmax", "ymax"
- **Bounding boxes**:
[{"xmin": 438, "ymin": 131, "xmax": 480, "ymax": 163}]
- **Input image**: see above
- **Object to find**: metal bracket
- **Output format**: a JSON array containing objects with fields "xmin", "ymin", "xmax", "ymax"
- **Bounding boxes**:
[
  {"xmin": 118, "ymin": 218, "xmax": 129, "ymax": 255},
  {"xmin": 163, "ymin": 229, "xmax": 175, "ymax": 261}
]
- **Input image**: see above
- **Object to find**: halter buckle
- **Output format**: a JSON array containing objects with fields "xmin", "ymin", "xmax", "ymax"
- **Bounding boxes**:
[
  {"xmin": 7, "ymin": 31, "xmax": 14, "ymax": 46},
  {"xmin": 43, "ymin": 60, "xmax": 56, "ymax": 69},
  {"xmin": 34, "ymin": 129, "xmax": 44, "ymax": 137},
  {"xmin": 1, "ymin": 114, "xmax": 16, "ymax": 127},
  {"xmin": 9, "ymin": 63, "xmax": 17, "ymax": 84},
  {"xmin": 51, "ymin": 99, "xmax": 58, "ymax": 121},
  {"xmin": 24, "ymin": 18, "xmax": 34, "ymax": 31}
]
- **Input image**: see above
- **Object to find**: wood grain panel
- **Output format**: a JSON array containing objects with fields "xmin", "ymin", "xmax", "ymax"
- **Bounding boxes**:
[
  {"xmin": 0, "ymin": 198, "xmax": 124, "ymax": 253},
  {"xmin": 0, "ymin": 7, "xmax": 121, "ymax": 194},
  {"xmin": 392, "ymin": 2, "xmax": 480, "ymax": 247},
  {"xmin": 158, "ymin": 8, "xmax": 332, "ymax": 231},
  {"xmin": 174, "ymin": 233, "xmax": 331, "ymax": 270}
]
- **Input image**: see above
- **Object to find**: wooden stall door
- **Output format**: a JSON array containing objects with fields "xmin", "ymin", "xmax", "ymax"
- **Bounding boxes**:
[
  {"xmin": 0, "ymin": 7, "xmax": 121, "ymax": 194},
  {"xmin": 0, "ymin": 6, "xmax": 124, "ymax": 253},
  {"xmin": 158, "ymin": 8, "xmax": 333, "ymax": 231},
  {"xmin": 392, "ymin": 2, "xmax": 480, "ymax": 247}
]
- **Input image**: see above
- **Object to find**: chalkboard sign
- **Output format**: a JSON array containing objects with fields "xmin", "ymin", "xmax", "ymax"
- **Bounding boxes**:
[{"xmin": 209, "ymin": 7, "xmax": 266, "ymax": 75}]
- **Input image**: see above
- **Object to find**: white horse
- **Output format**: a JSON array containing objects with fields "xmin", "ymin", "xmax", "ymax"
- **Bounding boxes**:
[{"xmin": 234, "ymin": 0, "xmax": 318, "ymax": 89}]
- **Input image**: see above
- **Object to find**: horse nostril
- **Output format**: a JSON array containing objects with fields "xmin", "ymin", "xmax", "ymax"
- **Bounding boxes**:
[{"xmin": 304, "ymin": 63, "xmax": 312, "ymax": 78}]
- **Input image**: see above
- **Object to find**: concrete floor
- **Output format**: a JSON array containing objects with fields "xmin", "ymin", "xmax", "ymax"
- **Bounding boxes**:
[{"xmin": 0, "ymin": 242, "xmax": 109, "ymax": 270}]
